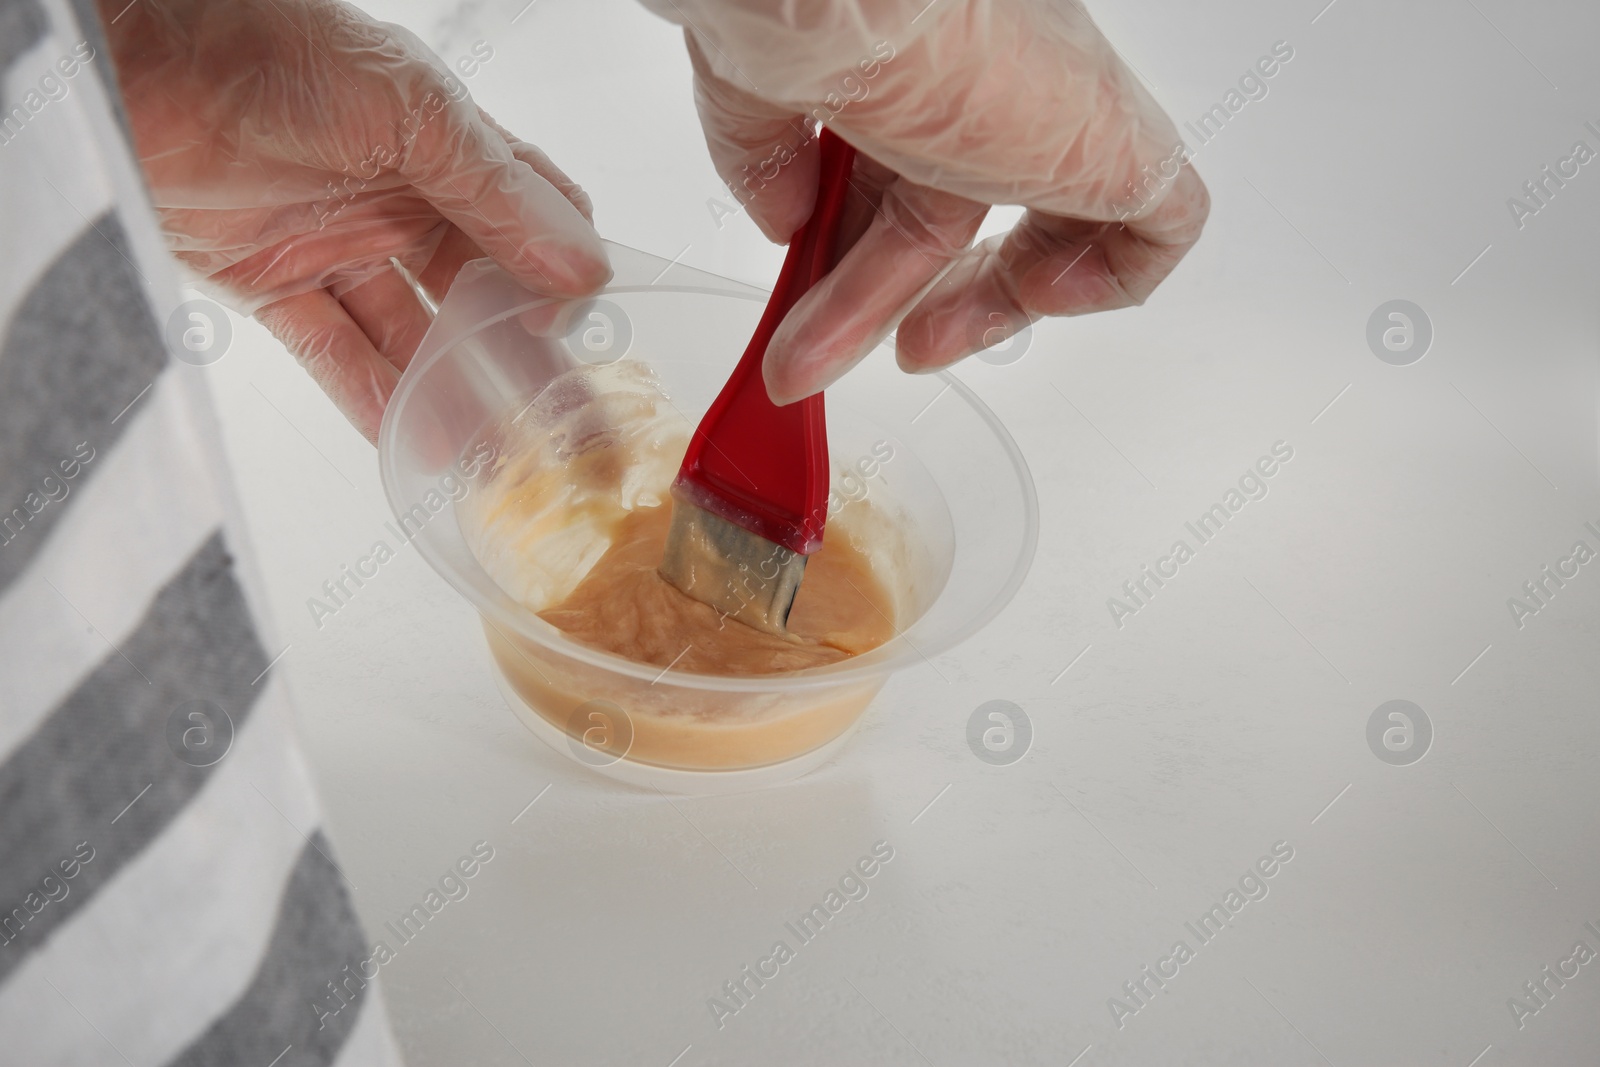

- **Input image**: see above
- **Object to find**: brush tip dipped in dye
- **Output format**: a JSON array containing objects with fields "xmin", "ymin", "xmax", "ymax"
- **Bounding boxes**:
[{"xmin": 659, "ymin": 489, "xmax": 810, "ymax": 636}]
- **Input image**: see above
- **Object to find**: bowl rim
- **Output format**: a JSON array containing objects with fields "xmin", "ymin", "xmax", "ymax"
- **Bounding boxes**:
[{"xmin": 380, "ymin": 281, "xmax": 1040, "ymax": 693}]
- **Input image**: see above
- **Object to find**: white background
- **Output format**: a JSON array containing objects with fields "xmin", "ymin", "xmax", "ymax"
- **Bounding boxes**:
[{"xmin": 201, "ymin": 0, "xmax": 1600, "ymax": 1063}]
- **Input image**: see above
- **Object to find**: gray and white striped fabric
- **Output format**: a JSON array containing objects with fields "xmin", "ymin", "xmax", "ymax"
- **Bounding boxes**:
[{"xmin": 0, "ymin": 0, "xmax": 405, "ymax": 1063}]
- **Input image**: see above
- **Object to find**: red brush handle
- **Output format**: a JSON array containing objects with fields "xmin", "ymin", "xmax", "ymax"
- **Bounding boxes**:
[{"xmin": 673, "ymin": 128, "xmax": 856, "ymax": 556}]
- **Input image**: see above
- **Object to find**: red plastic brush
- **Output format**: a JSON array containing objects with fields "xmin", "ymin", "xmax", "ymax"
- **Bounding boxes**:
[{"xmin": 658, "ymin": 129, "xmax": 858, "ymax": 635}]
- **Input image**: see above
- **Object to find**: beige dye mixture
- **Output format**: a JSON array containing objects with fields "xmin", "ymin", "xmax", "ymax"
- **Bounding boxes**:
[{"xmin": 459, "ymin": 361, "xmax": 904, "ymax": 769}]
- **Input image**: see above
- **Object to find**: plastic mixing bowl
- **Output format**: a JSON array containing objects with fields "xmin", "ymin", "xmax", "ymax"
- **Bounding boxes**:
[{"xmin": 378, "ymin": 243, "xmax": 1038, "ymax": 792}]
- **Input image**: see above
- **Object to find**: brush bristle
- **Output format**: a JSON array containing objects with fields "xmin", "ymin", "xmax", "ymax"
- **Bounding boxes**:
[{"xmin": 658, "ymin": 493, "xmax": 807, "ymax": 636}]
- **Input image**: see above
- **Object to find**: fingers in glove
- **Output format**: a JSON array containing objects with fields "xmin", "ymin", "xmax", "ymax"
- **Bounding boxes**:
[
  {"xmin": 337, "ymin": 265, "xmax": 434, "ymax": 376},
  {"xmin": 416, "ymin": 112, "xmax": 595, "ymax": 302},
  {"xmin": 206, "ymin": 197, "xmax": 446, "ymax": 312},
  {"xmin": 475, "ymin": 106, "xmax": 596, "ymax": 223},
  {"xmin": 256, "ymin": 289, "xmax": 400, "ymax": 444},
  {"xmin": 896, "ymin": 165, "xmax": 1210, "ymax": 370},
  {"xmin": 686, "ymin": 31, "xmax": 820, "ymax": 243},
  {"xmin": 417, "ymin": 225, "xmax": 490, "ymax": 303},
  {"xmin": 400, "ymin": 101, "xmax": 610, "ymax": 296},
  {"xmin": 762, "ymin": 173, "xmax": 988, "ymax": 405}
]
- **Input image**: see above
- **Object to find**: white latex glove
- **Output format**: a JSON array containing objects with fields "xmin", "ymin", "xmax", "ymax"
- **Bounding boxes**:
[
  {"xmin": 641, "ymin": 0, "xmax": 1209, "ymax": 403},
  {"xmin": 100, "ymin": 0, "xmax": 611, "ymax": 440}
]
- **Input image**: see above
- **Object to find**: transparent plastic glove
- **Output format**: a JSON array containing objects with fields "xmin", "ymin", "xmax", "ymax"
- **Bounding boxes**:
[
  {"xmin": 100, "ymin": 0, "xmax": 611, "ymax": 440},
  {"xmin": 641, "ymin": 0, "xmax": 1208, "ymax": 403}
]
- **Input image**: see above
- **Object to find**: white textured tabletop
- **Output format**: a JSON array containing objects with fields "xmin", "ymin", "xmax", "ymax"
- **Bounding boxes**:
[{"xmin": 203, "ymin": 1, "xmax": 1600, "ymax": 1063}]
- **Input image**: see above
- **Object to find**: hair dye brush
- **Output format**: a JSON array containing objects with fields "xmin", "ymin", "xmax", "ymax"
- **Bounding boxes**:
[{"xmin": 658, "ymin": 129, "xmax": 857, "ymax": 635}]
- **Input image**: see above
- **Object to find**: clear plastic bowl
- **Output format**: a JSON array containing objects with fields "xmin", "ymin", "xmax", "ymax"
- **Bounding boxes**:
[{"xmin": 378, "ymin": 243, "xmax": 1038, "ymax": 792}]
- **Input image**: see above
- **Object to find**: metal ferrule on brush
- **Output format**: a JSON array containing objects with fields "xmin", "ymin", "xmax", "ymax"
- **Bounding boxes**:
[{"xmin": 658, "ymin": 480, "xmax": 810, "ymax": 637}]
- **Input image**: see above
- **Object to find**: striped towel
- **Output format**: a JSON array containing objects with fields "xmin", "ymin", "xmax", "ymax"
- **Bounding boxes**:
[{"xmin": 0, "ymin": 0, "xmax": 405, "ymax": 1063}]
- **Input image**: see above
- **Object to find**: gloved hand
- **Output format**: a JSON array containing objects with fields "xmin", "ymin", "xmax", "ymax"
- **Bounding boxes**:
[
  {"xmin": 99, "ymin": 0, "xmax": 610, "ymax": 440},
  {"xmin": 641, "ymin": 0, "xmax": 1209, "ymax": 403}
]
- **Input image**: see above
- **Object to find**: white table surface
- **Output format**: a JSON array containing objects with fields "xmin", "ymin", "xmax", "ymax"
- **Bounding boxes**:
[{"xmin": 201, "ymin": 1, "xmax": 1600, "ymax": 1063}]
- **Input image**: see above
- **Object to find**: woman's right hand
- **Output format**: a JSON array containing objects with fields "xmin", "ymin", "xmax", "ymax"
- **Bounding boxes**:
[{"xmin": 644, "ymin": 0, "xmax": 1209, "ymax": 403}]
